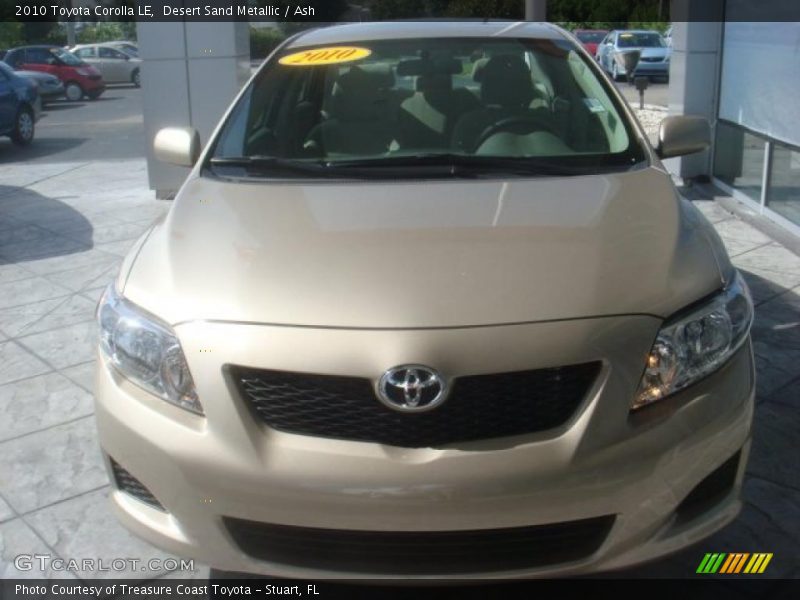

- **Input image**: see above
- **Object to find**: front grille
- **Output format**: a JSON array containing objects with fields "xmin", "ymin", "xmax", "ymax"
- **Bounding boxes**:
[
  {"xmin": 88, "ymin": 74, "xmax": 102, "ymax": 80},
  {"xmin": 231, "ymin": 362, "xmax": 600, "ymax": 448},
  {"xmin": 223, "ymin": 515, "xmax": 615, "ymax": 574},
  {"xmin": 110, "ymin": 458, "xmax": 165, "ymax": 511},
  {"xmin": 639, "ymin": 56, "xmax": 663, "ymax": 62}
]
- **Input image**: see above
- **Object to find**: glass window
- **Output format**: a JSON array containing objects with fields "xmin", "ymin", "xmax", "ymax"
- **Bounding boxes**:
[
  {"xmin": 75, "ymin": 47, "xmax": 96, "ymax": 58},
  {"xmin": 209, "ymin": 36, "xmax": 645, "ymax": 180},
  {"xmin": 99, "ymin": 47, "xmax": 124, "ymax": 59},
  {"xmin": 26, "ymin": 48, "xmax": 56, "ymax": 65},
  {"xmin": 713, "ymin": 121, "xmax": 765, "ymax": 203},
  {"xmin": 617, "ymin": 32, "xmax": 665, "ymax": 48},
  {"xmin": 767, "ymin": 143, "xmax": 800, "ymax": 225}
]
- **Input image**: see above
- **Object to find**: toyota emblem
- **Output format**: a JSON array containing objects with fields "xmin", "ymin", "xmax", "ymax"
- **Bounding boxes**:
[{"xmin": 377, "ymin": 365, "xmax": 447, "ymax": 412}]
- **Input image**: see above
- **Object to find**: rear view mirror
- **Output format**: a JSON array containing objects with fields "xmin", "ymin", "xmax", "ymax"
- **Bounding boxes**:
[
  {"xmin": 656, "ymin": 115, "xmax": 711, "ymax": 159},
  {"xmin": 154, "ymin": 127, "xmax": 201, "ymax": 167}
]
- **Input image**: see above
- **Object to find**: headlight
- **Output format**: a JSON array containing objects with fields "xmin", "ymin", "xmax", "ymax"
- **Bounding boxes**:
[
  {"xmin": 633, "ymin": 271, "xmax": 753, "ymax": 410},
  {"xmin": 76, "ymin": 68, "xmax": 91, "ymax": 76},
  {"xmin": 97, "ymin": 284, "xmax": 203, "ymax": 415}
]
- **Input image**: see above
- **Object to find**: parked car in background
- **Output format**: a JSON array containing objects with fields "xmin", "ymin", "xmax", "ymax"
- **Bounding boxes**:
[
  {"xmin": 0, "ymin": 61, "xmax": 39, "ymax": 145},
  {"xmin": 3, "ymin": 45, "xmax": 105, "ymax": 101},
  {"xmin": 106, "ymin": 41, "xmax": 138, "ymax": 57},
  {"xmin": 11, "ymin": 69, "xmax": 64, "ymax": 104},
  {"xmin": 573, "ymin": 29, "xmax": 608, "ymax": 57},
  {"xmin": 71, "ymin": 43, "xmax": 141, "ymax": 87},
  {"xmin": 596, "ymin": 30, "xmax": 671, "ymax": 81}
]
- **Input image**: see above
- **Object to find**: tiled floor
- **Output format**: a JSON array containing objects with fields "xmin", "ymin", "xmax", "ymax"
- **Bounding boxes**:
[{"xmin": 0, "ymin": 160, "xmax": 798, "ymax": 581}]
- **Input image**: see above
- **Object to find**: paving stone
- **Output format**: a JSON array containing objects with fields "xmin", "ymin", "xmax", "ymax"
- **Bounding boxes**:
[
  {"xmin": 0, "ymin": 496, "xmax": 13, "ymax": 523},
  {"xmin": 739, "ymin": 267, "xmax": 800, "ymax": 306},
  {"xmin": 26, "ymin": 488, "xmax": 201, "ymax": 579},
  {"xmin": 748, "ymin": 402, "xmax": 800, "ymax": 491},
  {"xmin": 0, "ymin": 341, "xmax": 51, "ymax": 386},
  {"xmin": 44, "ymin": 260, "xmax": 121, "ymax": 294},
  {"xmin": 17, "ymin": 321, "xmax": 98, "ymax": 370},
  {"xmin": 0, "ymin": 276, "xmax": 71, "ymax": 309},
  {"xmin": 0, "ymin": 373, "xmax": 93, "ymax": 442},
  {"xmin": 61, "ymin": 361, "xmax": 97, "ymax": 394},
  {"xmin": 734, "ymin": 243, "xmax": 800, "ymax": 277},
  {"xmin": 0, "ymin": 417, "xmax": 107, "ymax": 513},
  {"xmin": 0, "ymin": 263, "xmax": 35, "ymax": 285},
  {"xmin": 0, "ymin": 519, "xmax": 77, "ymax": 579},
  {"xmin": 0, "ymin": 294, "xmax": 96, "ymax": 338}
]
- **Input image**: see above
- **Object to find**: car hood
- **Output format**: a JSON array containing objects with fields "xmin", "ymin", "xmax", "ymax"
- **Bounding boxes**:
[
  {"xmin": 122, "ymin": 166, "xmax": 724, "ymax": 329},
  {"xmin": 635, "ymin": 47, "xmax": 669, "ymax": 58}
]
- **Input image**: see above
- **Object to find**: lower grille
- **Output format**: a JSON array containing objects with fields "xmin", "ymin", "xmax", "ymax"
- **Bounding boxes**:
[
  {"xmin": 676, "ymin": 451, "xmax": 740, "ymax": 523},
  {"xmin": 231, "ymin": 362, "xmax": 601, "ymax": 448},
  {"xmin": 224, "ymin": 516, "xmax": 615, "ymax": 574},
  {"xmin": 110, "ymin": 458, "xmax": 164, "ymax": 511}
]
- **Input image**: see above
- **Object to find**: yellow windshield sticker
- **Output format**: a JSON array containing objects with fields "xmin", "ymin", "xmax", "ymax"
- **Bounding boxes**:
[{"xmin": 279, "ymin": 46, "xmax": 372, "ymax": 66}]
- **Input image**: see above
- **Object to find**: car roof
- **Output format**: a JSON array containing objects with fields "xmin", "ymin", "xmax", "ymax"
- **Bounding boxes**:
[
  {"xmin": 613, "ymin": 30, "xmax": 662, "ymax": 34},
  {"xmin": 287, "ymin": 21, "xmax": 567, "ymax": 48}
]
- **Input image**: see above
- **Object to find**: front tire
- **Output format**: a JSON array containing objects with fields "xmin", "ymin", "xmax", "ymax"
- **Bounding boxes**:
[
  {"xmin": 10, "ymin": 106, "xmax": 34, "ymax": 146},
  {"xmin": 65, "ymin": 82, "xmax": 84, "ymax": 101}
]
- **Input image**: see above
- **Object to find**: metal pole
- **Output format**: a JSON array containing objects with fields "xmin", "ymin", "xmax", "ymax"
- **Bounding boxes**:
[
  {"xmin": 524, "ymin": 0, "xmax": 547, "ymax": 21},
  {"xmin": 65, "ymin": 0, "xmax": 76, "ymax": 46}
]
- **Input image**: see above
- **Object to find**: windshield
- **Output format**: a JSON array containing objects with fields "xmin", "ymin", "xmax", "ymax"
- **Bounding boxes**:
[
  {"xmin": 50, "ymin": 48, "xmax": 83, "ymax": 66},
  {"xmin": 576, "ymin": 31, "xmax": 606, "ymax": 43},
  {"xmin": 210, "ymin": 36, "xmax": 645, "ymax": 179},
  {"xmin": 617, "ymin": 33, "xmax": 665, "ymax": 48}
]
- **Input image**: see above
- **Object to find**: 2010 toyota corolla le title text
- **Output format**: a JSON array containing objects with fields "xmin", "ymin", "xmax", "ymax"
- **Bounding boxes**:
[{"xmin": 94, "ymin": 21, "xmax": 755, "ymax": 579}]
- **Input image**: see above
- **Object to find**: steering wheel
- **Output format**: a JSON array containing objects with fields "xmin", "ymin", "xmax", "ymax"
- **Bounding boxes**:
[{"xmin": 473, "ymin": 115, "xmax": 556, "ymax": 153}]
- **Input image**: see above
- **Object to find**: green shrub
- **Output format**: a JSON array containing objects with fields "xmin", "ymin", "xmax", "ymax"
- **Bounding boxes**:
[{"xmin": 249, "ymin": 27, "xmax": 287, "ymax": 59}]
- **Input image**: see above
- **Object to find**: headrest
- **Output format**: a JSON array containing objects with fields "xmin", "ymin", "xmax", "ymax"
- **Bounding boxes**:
[
  {"xmin": 328, "ymin": 65, "xmax": 395, "ymax": 121},
  {"xmin": 479, "ymin": 54, "xmax": 534, "ymax": 109},
  {"xmin": 397, "ymin": 58, "xmax": 461, "ymax": 77}
]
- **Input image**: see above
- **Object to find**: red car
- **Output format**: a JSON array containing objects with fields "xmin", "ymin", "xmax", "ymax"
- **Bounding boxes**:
[
  {"xmin": 573, "ymin": 29, "xmax": 608, "ymax": 57},
  {"xmin": 3, "ymin": 45, "xmax": 105, "ymax": 101}
]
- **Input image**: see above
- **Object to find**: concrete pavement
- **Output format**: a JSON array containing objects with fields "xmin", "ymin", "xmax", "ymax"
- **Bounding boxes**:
[{"xmin": 0, "ymin": 158, "xmax": 798, "ymax": 580}]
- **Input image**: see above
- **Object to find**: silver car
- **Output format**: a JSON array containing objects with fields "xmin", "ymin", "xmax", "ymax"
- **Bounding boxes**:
[
  {"xmin": 95, "ymin": 22, "xmax": 753, "ymax": 579},
  {"xmin": 71, "ymin": 43, "xmax": 141, "ymax": 87},
  {"xmin": 596, "ymin": 30, "xmax": 671, "ymax": 81}
]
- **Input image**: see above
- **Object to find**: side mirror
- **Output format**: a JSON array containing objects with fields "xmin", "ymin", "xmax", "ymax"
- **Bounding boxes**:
[
  {"xmin": 656, "ymin": 115, "xmax": 711, "ymax": 159},
  {"xmin": 153, "ymin": 127, "xmax": 201, "ymax": 167}
]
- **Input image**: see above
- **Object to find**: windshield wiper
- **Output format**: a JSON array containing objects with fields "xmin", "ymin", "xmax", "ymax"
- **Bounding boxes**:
[
  {"xmin": 209, "ymin": 156, "xmax": 333, "ymax": 176},
  {"xmin": 325, "ymin": 154, "xmax": 589, "ymax": 177}
]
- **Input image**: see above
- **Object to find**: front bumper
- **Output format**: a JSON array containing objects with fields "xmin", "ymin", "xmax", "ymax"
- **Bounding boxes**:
[
  {"xmin": 39, "ymin": 84, "xmax": 65, "ymax": 100},
  {"xmin": 634, "ymin": 62, "xmax": 670, "ymax": 77},
  {"xmin": 95, "ymin": 317, "xmax": 754, "ymax": 579}
]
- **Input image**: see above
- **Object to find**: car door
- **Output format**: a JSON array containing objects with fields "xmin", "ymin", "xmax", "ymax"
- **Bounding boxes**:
[
  {"xmin": 21, "ymin": 48, "xmax": 55, "ymax": 76},
  {"xmin": 0, "ymin": 68, "xmax": 15, "ymax": 134},
  {"xmin": 98, "ymin": 46, "xmax": 128, "ymax": 82},
  {"xmin": 74, "ymin": 46, "xmax": 100, "ymax": 74}
]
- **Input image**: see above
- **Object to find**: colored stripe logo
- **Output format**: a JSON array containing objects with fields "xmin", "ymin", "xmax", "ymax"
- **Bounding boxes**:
[{"xmin": 697, "ymin": 553, "xmax": 773, "ymax": 574}]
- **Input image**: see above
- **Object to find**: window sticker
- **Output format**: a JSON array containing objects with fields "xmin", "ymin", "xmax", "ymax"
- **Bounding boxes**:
[
  {"xmin": 278, "ymin": 46, "xmax": 372, "ymax": 67},
  {"xmin": 584, "ymin": 98, "xmax": 607, "ymax": 113}
]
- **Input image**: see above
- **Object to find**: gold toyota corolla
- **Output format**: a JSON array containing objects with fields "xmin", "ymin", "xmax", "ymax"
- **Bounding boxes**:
[{"xmin": 95, "ymin": 22, "xmax": 755, "ymax": 579}]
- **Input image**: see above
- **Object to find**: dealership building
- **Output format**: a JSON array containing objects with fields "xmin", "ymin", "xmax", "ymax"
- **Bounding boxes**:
[
  {"xmin": 669, "ymin": 0, "xmax": 800, "ymax": 237},
  {"xmin": 136, "ymin": 0, "xmax": 800, "ymax": 238}
]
